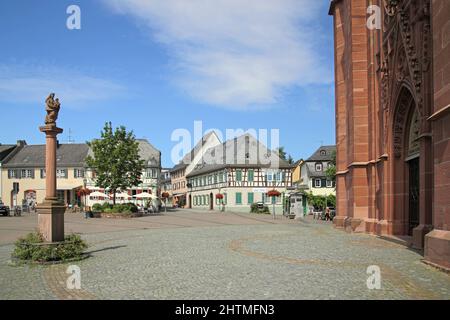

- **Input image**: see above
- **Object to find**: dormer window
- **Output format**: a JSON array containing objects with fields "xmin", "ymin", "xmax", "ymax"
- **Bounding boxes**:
[
  {"xmin": 315, "ymin": 163, "xmax": 322, "ymax": 171},
  {"xmin": 320, "ymin": 150, "xmax": 326, "ymax": 156}
]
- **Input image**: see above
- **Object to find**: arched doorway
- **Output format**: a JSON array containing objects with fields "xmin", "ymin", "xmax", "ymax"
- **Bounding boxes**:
[
  {"xmin": 391, "ymin": 87, "xmax": 421, "ymax": 236},
  {"xmin": 406, "ymin": 109, "xmax": 420, "ymax": 235}
]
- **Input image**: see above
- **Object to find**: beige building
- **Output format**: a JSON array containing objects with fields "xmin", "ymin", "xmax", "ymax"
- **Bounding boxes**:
[
  {"xmin": 187, "ymin": 134, "xmax": 293, "ymax": 214},
  {"xmin": 298, "ymin": 146, "xmax": 336, "ymax": 197},
  {"xmin": 1, "ymin": 139, "xmax": 161, "ymax": 209},
  {"xmin": 1, "ymin": 142, "xmax": 89, "ymax": 208}
]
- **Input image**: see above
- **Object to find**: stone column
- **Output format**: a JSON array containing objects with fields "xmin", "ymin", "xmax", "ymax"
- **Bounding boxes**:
[{"xmin": 37, "ymin": 124, "xmax": 65, "ymax": 242}]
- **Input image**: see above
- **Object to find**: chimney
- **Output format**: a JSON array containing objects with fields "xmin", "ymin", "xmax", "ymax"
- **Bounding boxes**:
[{"xmin": 16, "ymin": 140, "xmax": 27, "ymax": 147}]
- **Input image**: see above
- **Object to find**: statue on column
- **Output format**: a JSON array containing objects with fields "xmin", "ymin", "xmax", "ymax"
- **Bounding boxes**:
[{"xmin": 45, "ymin": 93, "xmax": 61, "ymax": 125}]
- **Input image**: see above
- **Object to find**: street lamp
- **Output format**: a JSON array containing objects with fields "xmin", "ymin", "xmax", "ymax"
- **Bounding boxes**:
[{"xmin": 187, "ymin": 182, "xmax": 193, "ymax": 209}]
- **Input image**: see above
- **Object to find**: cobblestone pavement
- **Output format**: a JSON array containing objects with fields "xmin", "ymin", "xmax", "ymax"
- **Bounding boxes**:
[{"xmin": 0, "ymin": 210, "xmax": 449, "ymax": 300}]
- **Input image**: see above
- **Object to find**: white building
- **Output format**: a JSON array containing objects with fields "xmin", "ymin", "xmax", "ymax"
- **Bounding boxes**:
[{"xmin": 186, "ymin": 134, "xmax": 293, "ymax": 214}]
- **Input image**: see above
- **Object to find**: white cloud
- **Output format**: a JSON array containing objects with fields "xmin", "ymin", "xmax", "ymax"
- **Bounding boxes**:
[
  {"xmin": 104, "ymin": 0, "xmax": 332, "ymax": 110},
  {"xmin": 0, "ymin": 64, "xmax": 125, "ymax": 107}
]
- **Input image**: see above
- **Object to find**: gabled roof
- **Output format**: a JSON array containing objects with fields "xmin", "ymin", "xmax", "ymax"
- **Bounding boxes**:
[
  {"xmin": 3, "ymin": 144, "xmax": 90, "ymax": 168},
  {"xmin": 303, "ymin": 162, "xmax": 328, "ymax": 178},
  {"xmin": 306, "ymin": 145, "xmax": 336, "ymax": 162},
  {"xmin": 187, "ymin": 133, "xmax": 291, "ymax": 177},
  {"xmin": 0, "ymin": 144, "xmax": 17, "ymax": 162},
  {"xmin": 137, "ymin": 139, "xmax": 161, "ymax": 166},
  {"xmin": 170, "ymin": 131, "xmax": 220, "ymax": 173}
]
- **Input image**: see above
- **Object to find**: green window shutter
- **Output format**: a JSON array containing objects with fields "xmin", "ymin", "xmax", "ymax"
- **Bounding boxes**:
[
  {"xmin": 248, "ymin": 170, "xmax": 254, "ymax": 182},
  {"xmin": 248, "ymin": 192, "xmax": 254, "ymax": 204},
  {"xmin": 236, "ymin": 192, "xmax": 242, "ymax": 204},
  {"xmin": 236, "ymin": 170, "xmax": 242, "ymax": 181}
]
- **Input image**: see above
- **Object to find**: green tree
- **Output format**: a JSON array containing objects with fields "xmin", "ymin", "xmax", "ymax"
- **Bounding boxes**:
[
  {"xmin": 276, "ymin": 147, "xmax": 295, "ymax": 165},
  {"xmin": 86, "ymin": 122, "xmax": 145, "ymax": 205},
  {"xmin": 326, "ymin": 150, "xmax": 336, "ymax": 183}
]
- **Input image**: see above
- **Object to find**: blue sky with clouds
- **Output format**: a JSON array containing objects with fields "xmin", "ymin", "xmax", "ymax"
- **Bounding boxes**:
[{"xmin": 0, "ymin": 0, "xmax": 335, "ymax": 167}]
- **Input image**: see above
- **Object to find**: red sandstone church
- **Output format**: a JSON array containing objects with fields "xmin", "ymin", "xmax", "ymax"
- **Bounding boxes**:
[{"xmin": 329, "ymin": 0, "xmax": 450, "ymax": 269}]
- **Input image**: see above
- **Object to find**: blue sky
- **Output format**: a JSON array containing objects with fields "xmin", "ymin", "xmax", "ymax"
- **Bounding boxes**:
[{"xmin": 0, "ymin": 0, "xmax": 335, "ymax": 168}]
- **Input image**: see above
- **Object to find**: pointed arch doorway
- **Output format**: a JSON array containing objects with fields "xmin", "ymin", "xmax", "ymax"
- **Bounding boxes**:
[{"xmin": 391, "ymin": 87, "xmax": 422, "ymax": 236}]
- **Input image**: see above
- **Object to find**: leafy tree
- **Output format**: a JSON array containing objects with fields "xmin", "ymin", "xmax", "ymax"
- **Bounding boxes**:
[
  {"xmin": 276, "ymin": 147, "xmax": 295, "ymax": 165},
  {"xmin": 86, "ymin": 122, "xmax": 145, "ymax": 205},
  {"xmin": 326, "ymin": 150, "xmax": 336, "ymax": 183}
]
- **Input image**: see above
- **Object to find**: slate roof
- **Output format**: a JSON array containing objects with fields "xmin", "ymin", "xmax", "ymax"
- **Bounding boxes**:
[
  {"xmin": 170, "ymin": 131, "xmax": 219, "ymax": 173},
  {"xmin": 0, "ymin": 144, "xmax": 16, "ymax": 162},
  {"xmin": 304, "ymin": 162, "xmax": 328, "ymax": 178},
  {"xmin": 4, "ymin": 138, "xmax": 161, "ymax": 169},
  {"xmin": 187, "ymin": 133, "xmax": 292, "ymax": 177},
  {"xmin": 306, "ymin": 145, "xmax": 336, "ymax": 162},
  {"xmin": 3, "ymin": 144, "xmax": 90, "ymax": 168},
  {"xmin": 137, "ymin": 139, "xmax": 161, "ymax": 167}
]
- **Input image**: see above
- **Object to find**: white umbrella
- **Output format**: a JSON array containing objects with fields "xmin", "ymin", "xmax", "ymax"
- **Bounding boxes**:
[
  {"xmin": 134, "ymin": 192, "xmax": 153, "ymax": 209},
  {"xmin": 133, "ymin": 192, "xmax": 153, "ymax": 199},
  {"xmin": 90, "ymin": 191, "xmax": 110, "ymax": 198},
  {"xmin": 115, "ymin": 192, "xmax": 131, "ymax": 203}
]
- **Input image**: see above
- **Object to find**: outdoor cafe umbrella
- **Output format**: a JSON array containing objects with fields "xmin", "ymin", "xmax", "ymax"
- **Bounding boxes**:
[
  {"xmin": 133, "ymin": 192, "xmax": 153, "ymax": 207},
  {"xmin": 88, "ymin": 191, "xmax": 110, "ymax": 206},
  {"xmin": 115, "ymin": 192, "xmax": 131, "ymax": 203},
  {"xmin": 90, "ymin": 191, "xmax": 110, "ymax": 198}
]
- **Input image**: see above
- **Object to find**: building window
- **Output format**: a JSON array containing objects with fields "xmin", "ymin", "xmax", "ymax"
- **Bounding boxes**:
[
  {"xmin": 214, "ymin": 174, "xmax": 218, "ymax": 184},
  {"xmin": 208, "ymin": 175, "xmax": 212, "ymax": 185},
  {"xmin": 315, "ymin": 179, "xmax": 321, "ymax": 188},
  {"xmin": 315, "ymin": 163, "xmax": 322, "ymax": 171},
  {"xmin": 326, "ymin": 179, "xmax": 333, "ymax": 188},
  {"xmin": 275, "ymin": 172, "xmax": 281, "ymax": 181},
  {"xmin": 8, "ymin": 169, "xmax": 18, "ymax": 179},
  {"xmin": 56, "ymin": 169, "xmax": 67, "ymax": 179},
  {"xmin": 247, "ymin": 192, "xmax": 254, "ymax": 204},
  {"xmin": 40, "ymin": 169, "xmax": 46, "ymax": 179},
  {"xmin": 74, "ymin": 169, "xmax": 85, "ymax": 178},
  {"xmin": 218, "ymin": 174, "xmax": 223, "ymax": 183},
  {"xmin": 21, "ymin": 169, "xmax": 34, "ymax": 179},
  {"xmin": 236, "ymin": 192, "xmax": 242, "ymax": 205},
  {"xmin": 248, "ymin": 170, "xmax": 254, "ymax": 182},
  {"xmin": 236, "ymin": 170, "xmax": 242, "ymax": 182},
  {"xmin": 320, "ymin": 150, "xmax": 326, "ymax": 156}
]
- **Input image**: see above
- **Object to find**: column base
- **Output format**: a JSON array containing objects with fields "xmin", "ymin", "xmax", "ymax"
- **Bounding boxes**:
[
  {"xmin": 333, "ymin": 216, "xmax": 347, "ymax": 228},
  {"xmin": 424, "ymin": 229, "xmax": 450, "ymax": 270},
  {"xmin": 333, "ymin": 216, "xmax": 365, "ymax": 233},
  {"xmin": 36, "ymin": 199, "xmax": 65, "ymax": 242},
  {"xmin": 412, "ymin": 224, "xmax": 433, "ymax": 250}
]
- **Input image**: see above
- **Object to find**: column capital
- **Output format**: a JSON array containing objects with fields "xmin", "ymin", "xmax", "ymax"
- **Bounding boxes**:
[{"xmin": 39, "ymin": 124, "xmax": 63, "ymax": 136}]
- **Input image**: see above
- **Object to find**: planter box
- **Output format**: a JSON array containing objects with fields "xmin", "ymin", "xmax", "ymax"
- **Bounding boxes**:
[{"xmin": 91, "ymin": 212, "xmax": 143, "ymax": 219}]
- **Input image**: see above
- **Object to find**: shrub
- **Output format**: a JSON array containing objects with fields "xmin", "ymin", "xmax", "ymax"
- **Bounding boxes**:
[
  {"xmin": 92, "ymin": 203, "xmax": 103, "ymax": 212},
  {"xmin": 250, "ymin": 203, "xmax": 270, "ymax": 214},
  {"xmin": 12, "ymin": 232, "xmax": 88, "ymax": 263}
]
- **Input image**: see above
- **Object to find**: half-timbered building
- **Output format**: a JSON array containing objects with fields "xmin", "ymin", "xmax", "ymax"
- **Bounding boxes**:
[{"xmin": 186, "ymin": 134, "xmax": 293, "ymax": 213}]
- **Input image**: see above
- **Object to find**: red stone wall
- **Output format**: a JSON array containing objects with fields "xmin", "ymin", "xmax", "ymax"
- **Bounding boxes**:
[{"xmin": 431, "ymin": 0, "xmax": 450, "ymax": 231}]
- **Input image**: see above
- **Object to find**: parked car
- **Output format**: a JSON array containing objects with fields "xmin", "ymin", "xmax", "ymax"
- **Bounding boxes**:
[{"xmin": 0, "ymin": 201, "xmax": 10, "ymax": 216}]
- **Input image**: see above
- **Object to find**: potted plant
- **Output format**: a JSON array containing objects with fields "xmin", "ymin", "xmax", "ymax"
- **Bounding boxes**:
[
  {"xmin": 161, "ymin": 192, "xmax": 170, "ymax": 212},
  {"xmin": 77, "ymin": 188, "xmax": 91, "ymax": 218},
  {"xmin": 216, "ymin": 194, "xmax": 224, "ymax": 212},
  {"xmin": 266, "ymin": 189, "xmax": 281, "ymax": 219}
]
